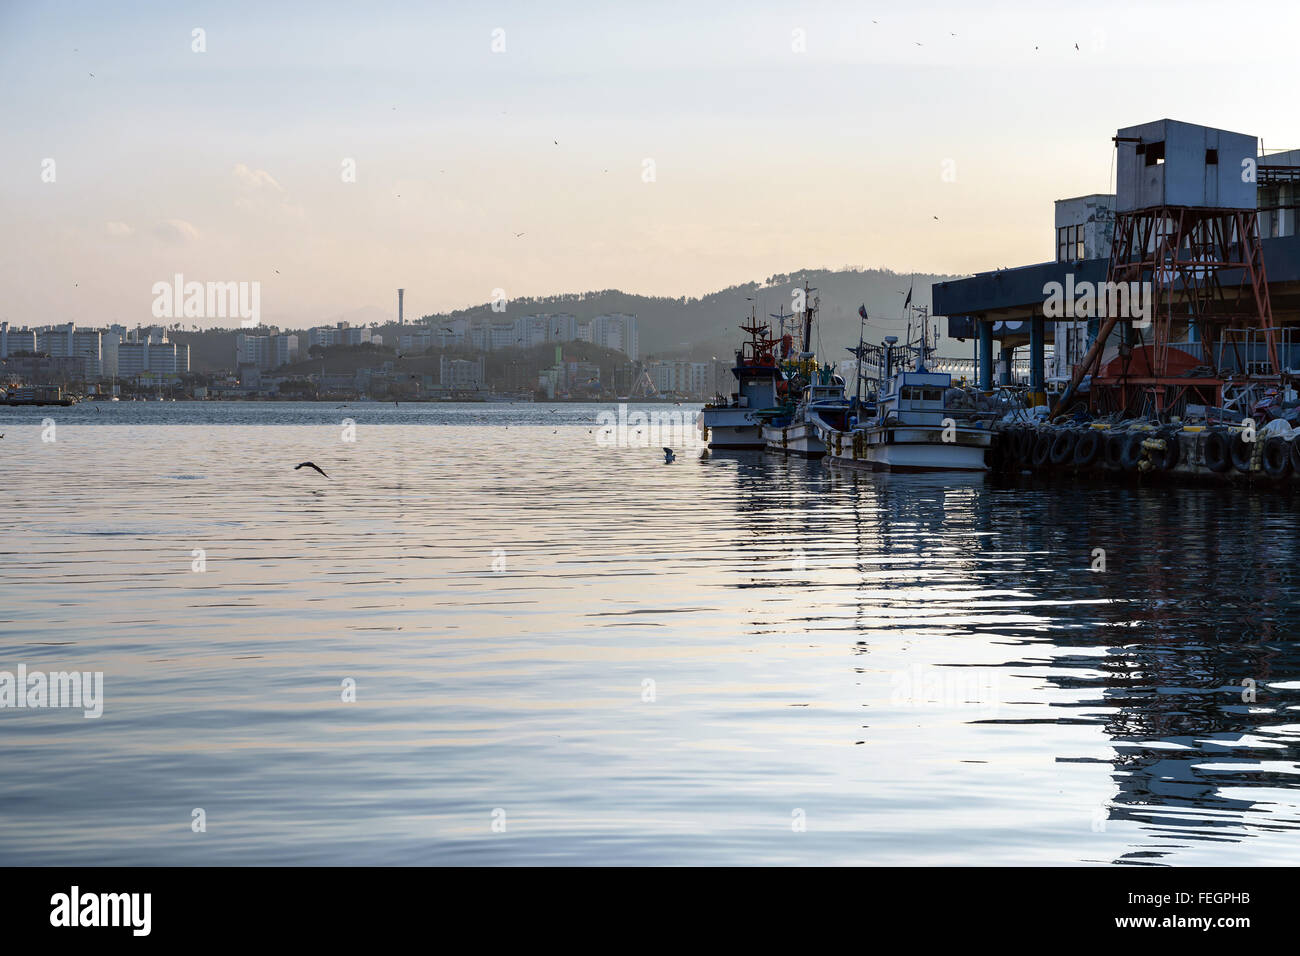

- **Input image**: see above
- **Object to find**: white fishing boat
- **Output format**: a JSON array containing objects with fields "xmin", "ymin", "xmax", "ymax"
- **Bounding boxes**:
[
  {"xmin": 824, "ymin": 307, "xmax": 993, "ymax": 472},
  {"xmin": 762, "ymin": 374, "xmax": 850, "ymax": 457}
]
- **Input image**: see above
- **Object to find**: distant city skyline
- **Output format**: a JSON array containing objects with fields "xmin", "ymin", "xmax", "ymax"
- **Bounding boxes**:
[{"xmin": 4, "ymin": 0, "xmax": 1299, "ymax": 330}]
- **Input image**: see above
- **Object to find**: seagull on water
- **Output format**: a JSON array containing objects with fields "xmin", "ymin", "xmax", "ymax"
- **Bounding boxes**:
[
  {"xmin": 663, "ymin": 447, "xmax": 675, "ymax": 463},
  {"xmin": 295, "ymin": 461, "xmax": 330, "ymax": 478}
]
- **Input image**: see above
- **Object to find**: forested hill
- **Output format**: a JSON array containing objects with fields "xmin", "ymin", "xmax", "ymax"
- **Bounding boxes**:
[{"xmin": 418, "ymin": 266, "xmax": 966, "ymax": 360}]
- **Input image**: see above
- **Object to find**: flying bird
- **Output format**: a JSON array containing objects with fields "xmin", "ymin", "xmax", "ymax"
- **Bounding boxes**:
[
  {"xmin": 1074, "ymin": 42, "xmax": 1079, "ymax": 51},
  {"xmin": 295, "ymin": 461, "xmax": 330, "ymax": 478},
  {"xmin": 514, "ymin": 232, "xmax": 525, "ymax": 238},
  {"xmin": 663, "ymin": 447, "xmax": 676, "ymax": 463}
]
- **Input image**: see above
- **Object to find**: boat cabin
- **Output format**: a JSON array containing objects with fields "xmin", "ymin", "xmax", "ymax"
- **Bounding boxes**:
[{"xmin": 879, "ymin": 370, "xmax": 951, "ymax": 427}]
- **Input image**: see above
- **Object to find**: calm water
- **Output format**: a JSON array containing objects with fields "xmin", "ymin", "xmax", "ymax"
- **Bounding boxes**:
[{"xmin": 1, "ymin": 402, "xmax": 1298, "ymax": 865}]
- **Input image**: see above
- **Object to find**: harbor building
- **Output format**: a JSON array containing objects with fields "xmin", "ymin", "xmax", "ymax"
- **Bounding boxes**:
[{"xmin": 935, "ymin": 118, "xmax": 1300, "ymax": 412}]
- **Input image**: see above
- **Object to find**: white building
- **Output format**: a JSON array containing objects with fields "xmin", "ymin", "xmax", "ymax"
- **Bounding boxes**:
[
  {"xmin": 437, "ymin": 318, "xmax": 469, "ymax": 348},
  {"xmin": 237, "ymin": 332, "xmax": 299, "ymax": 369},
  {"xmin": 488, "ymin": 322, "xmax": 518, "ymax": 350},
  {"xmin": 273, "ymin": 334, "xmax": 299, "ymax": 367},
  {"xmin": 516, "ymin": 315, "xmax": 548, "ymax": 349},
  {"xmin": 236, "ymin": 333, "xmax": 272, "ymax": 369},
  {"xmin": 459, "ymin": 312, "xmax": 636, "ymax": 356},
  {"xmin": 1259, "ymin": 149, "xmax": 1300, "ymax": 240},
  {"xmin": 37, "ymin": 324, "xmax": 105, "ymax": 379},
  {"xmin": 543, "ymin": 313, "xmax": 579, "ymax": 343},
  {"xmin": 118, "ymin": 341, "xmax": 189, "ymax": 379},
  {"xmin": 307, "ymin": 326, "xmax": 341, "ymax": 349},
  {"xmin": 0, "ymin": 322, "xmax": 37, "ymax": 358},
  {"xmin": 439, "ymin": 355, "xmax": 484, "ymax": 389},
  {"xmin": 646, "ymin": 360, "xmax": 711, "ymax": 397},
  {"xmin": 1051, "ymin": 194, "xmax": 1115, "ymax": 380},
  {"xmin": 101, "ymin": 325, "xmax": 126, "ymax": 378},
  {"xmin": 592, "ymin": 313, "xmax": 638, "ymax": 360},
  {"xmin": 399, "ymin": 327, "xmax": 436, "ymax": 352}
]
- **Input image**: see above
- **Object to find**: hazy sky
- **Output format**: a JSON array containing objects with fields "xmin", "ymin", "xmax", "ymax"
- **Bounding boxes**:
[{"xmin": 3, "ymin": 0, "xmax": 1298, "ymax": 330}]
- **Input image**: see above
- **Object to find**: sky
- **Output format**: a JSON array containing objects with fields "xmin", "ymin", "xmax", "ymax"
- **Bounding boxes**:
[{"xmin": 2, "ymin": 0, "xmax": 1298, "ymax": 330}]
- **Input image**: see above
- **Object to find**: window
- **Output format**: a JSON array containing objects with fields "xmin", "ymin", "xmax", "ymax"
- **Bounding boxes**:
[
  {"xmin": 1057, "ymin": 224, "xmax": 1086, "ymax": 261},
  {"xmin": 904, "ymin": 387, "xmax": 943, "ymax": 402},
  {"xmin": 1205, "ymin": 148, "xmax": 1219, "ymax": 165},
  {"xmin": 1144, "ymin": 140, "xmax": 1165, "ymax": 166}
]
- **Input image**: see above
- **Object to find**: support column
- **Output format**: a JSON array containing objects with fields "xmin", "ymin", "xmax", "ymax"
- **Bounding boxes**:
[
  {"xmin": 1000, "ymin": 346, "xmax": 1013, "ymax": 386},
  {"xmin": 977, "ymin": 320, "xmax": 993, "ymax": 391},
  {"xmin": 1030, "ymin": 315, "xmax": 1045, "ymax": 404}
]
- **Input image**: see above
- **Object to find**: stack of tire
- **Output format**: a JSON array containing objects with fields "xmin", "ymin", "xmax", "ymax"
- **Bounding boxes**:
[
  {"xmin": 1001, "ymin": 424, "xmax": 1190, "ymax": 476},
  {"xmin": 999, "ymin": 424, "xmax": 1093, "ymax": 474},
  {"xmin": 997, "ymin": 424, "xmax": 1042, "ymax": 473},
  {"xmin": 1201, "ymin": 427, "xmax": 1294, "ymax": 479}
]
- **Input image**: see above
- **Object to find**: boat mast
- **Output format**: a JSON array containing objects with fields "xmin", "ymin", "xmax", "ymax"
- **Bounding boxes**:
[
  {"xmin": 800, "ymin": 281, "xmax": 816, "ymax": 356},
  {"xmin": 854, "ymin": 307, "xmax": 866, "ymax": 411}
]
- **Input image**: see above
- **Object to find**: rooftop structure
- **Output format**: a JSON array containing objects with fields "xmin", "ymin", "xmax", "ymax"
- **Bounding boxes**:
[{"xmin": 935, "ymin": 119, "xmax": 1300, "ymax": 417}]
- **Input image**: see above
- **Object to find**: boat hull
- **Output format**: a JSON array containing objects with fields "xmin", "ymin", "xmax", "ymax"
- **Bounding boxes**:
[
  {"xmin": 823, "ymin": 425, "xmax": 991, "ymax": 472},
  {"xmin": 707, "ymin": 424, "xmax": 765, "ymax": 449},
  {"xmin": 763, "ymin": 421, "xmax": 826, "ymax": 457},
  {"xmin": 700, "ymin": 407, "xmax": 766, "ymax": 449}
]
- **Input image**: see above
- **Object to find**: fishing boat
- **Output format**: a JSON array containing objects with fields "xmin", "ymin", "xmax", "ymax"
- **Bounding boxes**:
[
  {"xmin": 757, "ymin": 283, "xmax": 850, "ymax": 457},
  {"xmin": 823, "ymin": 306, "xmax": 993, "ymax": 472},
  {"xmin": 699, "ymin": 307, "xmax": 787, "ymax": 449},
  {"xmin": 761, "ymin": 365, "xmax": 850, "ymax": 457}
]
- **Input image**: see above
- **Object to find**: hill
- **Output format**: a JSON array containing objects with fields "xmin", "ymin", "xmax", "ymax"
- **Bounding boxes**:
[
  {"xmin": 174, "ymin": 266, "xmax": 968, "ymax": 373},
  {"xmin": 413, "ymin": 267, "xmax": 964, "ymax": 360}
]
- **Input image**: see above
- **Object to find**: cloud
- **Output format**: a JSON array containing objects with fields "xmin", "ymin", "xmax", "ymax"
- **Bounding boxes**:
[
  {"xmin": 105, "ymin": 221, "xmax": 133, "ymax": 238},
  {"xmin": 233, "ymin": 163, "xmax": 283, "ymax": 190},
  {"xmin": 153, "ymin": 219, "xmax": 201, "ymax": 243}
]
